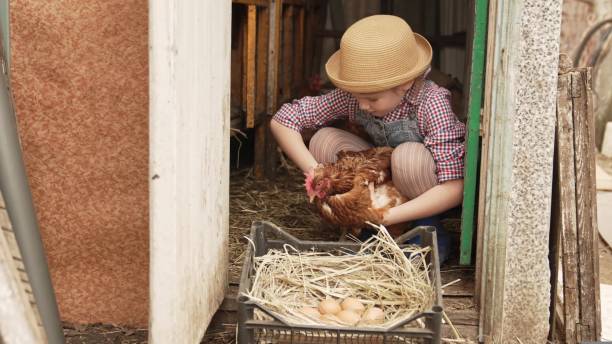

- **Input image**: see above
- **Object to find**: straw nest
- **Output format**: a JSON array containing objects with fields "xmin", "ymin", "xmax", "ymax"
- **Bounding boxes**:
[{"xmin": 242, "ymin": 224, "xmax": 436, "ymax": 329}]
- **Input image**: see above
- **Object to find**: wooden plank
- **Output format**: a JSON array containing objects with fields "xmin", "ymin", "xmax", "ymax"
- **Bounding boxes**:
[
  {"xmin": 293, "ymin": 6, "xmax": 305, "ymax": 94},
  {"xmin": 149, "ymin": 1, "xmax": 230, "ymax": 342},
  {"xmin": 557, "ymin": 67, "xmax": 580, "ymax": 344},
  {"xmin": 475, "ymin": 0, "xmax": 498, "ymax": 305},
  {"xmin": 459, "ymin": 0, "xmax": 488, "ymax": 266},
  {"xmin": 264, "ymin": 0, "xmax": 282, "ymax": 179},
  {"xmin": 232, "ymin": 0, "xmax": 269, "ymax": 7},
  {"xmin": 281, "ymin": 5, "xmax": 294, "ymax": 101},
  {"xmin": 254, "ymin": 6, "xmax": 270, "ymax": 179},
  {"xmin": 246, "ymin": 5, "xmax": 257, "ymax": 128},
  {"xmin": 571, "ymin": 68, "xmax": 601, "ymax": 340},
  {"xmin": 242, "ymin": 11, "xmax": 248, "ymax": 114}
]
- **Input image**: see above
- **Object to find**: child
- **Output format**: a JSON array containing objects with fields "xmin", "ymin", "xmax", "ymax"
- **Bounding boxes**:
[{"xmin": 271, "ymin": 15, "xmax": 465, "ymax": 258}]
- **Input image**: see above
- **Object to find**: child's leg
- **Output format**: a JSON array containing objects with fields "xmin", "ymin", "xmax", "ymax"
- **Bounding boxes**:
[
  {"xmin": 309, "ymin": 127, "xmax": 373, "ymax": 163},
  {"xmin": 390, "ymin": 142, "xmax": 437, "ymax": 199},
  {"xmin": 391, "ymin": 142, "xmax": 451, "ymax": 262}
]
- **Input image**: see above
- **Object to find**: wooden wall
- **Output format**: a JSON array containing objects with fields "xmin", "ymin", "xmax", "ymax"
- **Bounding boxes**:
[
  {"xmin": 149, "ymin": 1, "xmax": 231, "ymax": 342},
  {"xmin": 10, "ymin": 1, "xmax": 149, "ymax": 326}
]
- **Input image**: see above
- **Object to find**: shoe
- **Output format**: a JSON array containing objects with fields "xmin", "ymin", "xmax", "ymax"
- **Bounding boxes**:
[
  {"xmin": 357, "ymin": 227, "xmax": 376, "ymax": 242},
  {"xmin": 405, "ymin": 215, "xmax": 450, "ymax": 265}
]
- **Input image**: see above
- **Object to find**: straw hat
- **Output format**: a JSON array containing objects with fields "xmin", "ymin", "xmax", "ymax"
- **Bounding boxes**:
[{"xmin": 325, "ymin": 15, "xmax": 432, "ymax": 94}]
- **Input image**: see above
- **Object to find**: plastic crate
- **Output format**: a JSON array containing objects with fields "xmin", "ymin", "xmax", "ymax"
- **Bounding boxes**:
[{"xmin": 237, "ymin": 221, "xmax": 443, "ymax": 344}]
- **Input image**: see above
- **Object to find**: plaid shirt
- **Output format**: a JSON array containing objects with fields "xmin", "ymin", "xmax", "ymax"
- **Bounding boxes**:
[{"xmin": 273, "ymin": 80, "xmax": 466, "ymax": 182}]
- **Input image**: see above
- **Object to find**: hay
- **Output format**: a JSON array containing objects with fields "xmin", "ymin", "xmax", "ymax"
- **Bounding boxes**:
[
  {"xmin": 242, "ymin": 224, "xmax": 436, "ymax": 329},
  {"xmin": 229, "ymin": 166, "xmax": 337, "ymax": 281}
]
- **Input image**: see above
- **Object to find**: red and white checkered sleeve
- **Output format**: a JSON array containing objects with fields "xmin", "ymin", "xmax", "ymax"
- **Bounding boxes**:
[
  {"xmin": 419, "ymin": 88, "xmax": 466, "ymax": 183},
  {"xmin": 271, "ymin": 88, "xmax": 353, "ymax": 132}
]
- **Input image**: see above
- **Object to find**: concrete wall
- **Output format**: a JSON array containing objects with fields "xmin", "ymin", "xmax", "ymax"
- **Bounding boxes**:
[
  {"xmin": 10, "ymin": 1, "xmax": 148, "ymax": 325},
  {"xmin": 479, "ymin": 0, "xmax": 562, "ymax": 342}
]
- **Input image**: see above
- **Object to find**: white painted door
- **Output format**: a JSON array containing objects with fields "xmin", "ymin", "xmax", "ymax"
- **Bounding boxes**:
[{"xmin": 149, "ymin": 1, "xmax": 231, "ymax": 343}]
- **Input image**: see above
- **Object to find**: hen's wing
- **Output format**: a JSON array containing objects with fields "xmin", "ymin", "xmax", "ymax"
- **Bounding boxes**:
[
  {"xmin": 335, "ymin": 147, "xmax": 394, "ymax": 185},
  {"xmin": 316, "ymin": 178, "xmax": 383, "ymax": 228}
]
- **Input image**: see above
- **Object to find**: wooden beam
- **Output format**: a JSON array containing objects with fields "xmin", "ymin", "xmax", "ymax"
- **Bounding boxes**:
[
  {"xmin": 264, "ymin": 0, "xmax": 282, "ymax": 179},
  {"xmin": 246, "ymin": 5, "xmax": 257, "ymax": 128},
  {"xmin": 232, "ymin": 0, "xmax": 269, "ymax": 7},
  {"xmin": 293, "ymin": 7, "xmax": 305, "ymax": 93},
  {"xmin": 282, "ymin": 5, "xmax": 294, "ymax": 101},
  {"xmin": 254, "ymin": 6, "xmax": 270, "ymax": 179}
]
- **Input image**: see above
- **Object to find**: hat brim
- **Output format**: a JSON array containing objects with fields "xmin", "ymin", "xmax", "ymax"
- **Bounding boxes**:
[{"xmin": 325, "ymin": 33, "xmax": 433, "ymax": 94}]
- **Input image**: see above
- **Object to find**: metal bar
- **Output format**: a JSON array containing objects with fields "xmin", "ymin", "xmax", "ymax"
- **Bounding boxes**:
[
  {"xmin": 0, "ymin": 32, "xmax": 65, "ymax": 344},
  {"xmin": 459, "ymin": 0, "xmax": 488, "ymax": 265}
]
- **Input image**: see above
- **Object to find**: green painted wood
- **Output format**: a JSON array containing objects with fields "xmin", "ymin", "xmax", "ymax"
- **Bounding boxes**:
[
  {"xmin": 459, "ymin": 0, "xmax": 488, "ymax": 265},
  {"xmin": 0, "ymin": 0, "xmax": 8, "ymax": 68}
]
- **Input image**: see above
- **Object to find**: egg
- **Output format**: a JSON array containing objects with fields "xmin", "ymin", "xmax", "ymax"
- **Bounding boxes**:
[
  {"xmin": 362, "ymin": 307, "xmax": 385, "ymax": 324},
  {"xmin": 300, "ymin": 307, "xmax": 321, "ymax": 320},
  {"xmin": 340, "ymin": 297, "xmax": 365, "ymax": 315},
  {"xmin": 318, "ymin": 299, "xmax": 341, "ymax": 315},
  {"xmin": 336, "ymin": 310, "xmax": 361, "ymax": 326}
]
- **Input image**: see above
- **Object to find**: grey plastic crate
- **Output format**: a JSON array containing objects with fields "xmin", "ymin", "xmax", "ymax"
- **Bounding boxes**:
[{"xmin": 237, "ymin": 221, "xmax": 443, "ymax": 344}]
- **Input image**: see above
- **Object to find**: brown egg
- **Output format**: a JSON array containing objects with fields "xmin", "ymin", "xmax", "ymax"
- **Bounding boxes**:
[
  {"xmin": 318, "ymin": 299, "xmax": 342, "ymax": 315},
  {"xmin": 336, "ymin": 310, "xmax": 361, "ymax": 326},
  {"xmin": 300, "ymin": 307, "xmax": 321, "ymax": 320},
  {"xmin": 340, "ymin": 297, "xmax": 365, "ymax": 315},
  {"xmin": 362, "ymin": 307, "xmax": 385, "ymax": 324}
]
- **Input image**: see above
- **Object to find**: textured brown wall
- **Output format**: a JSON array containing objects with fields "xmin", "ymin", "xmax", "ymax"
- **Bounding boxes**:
[{"xmin": 10, "ymin": 1, "xmax": 148, "ymax": 326}]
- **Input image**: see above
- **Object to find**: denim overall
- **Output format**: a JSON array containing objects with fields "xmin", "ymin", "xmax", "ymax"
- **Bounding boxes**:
[
  {"xmin": 353, "ymin": 109, "xmax": 423, "ymax": 148},
  {"xmin": 352, "ymin": 82, "xmax": 451, "ymax": 262}
]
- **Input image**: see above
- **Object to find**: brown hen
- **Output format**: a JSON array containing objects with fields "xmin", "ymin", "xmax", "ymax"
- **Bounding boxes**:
[{"xmin": 304, "ymin": 147, "xmax": 408, "ymax": 239}]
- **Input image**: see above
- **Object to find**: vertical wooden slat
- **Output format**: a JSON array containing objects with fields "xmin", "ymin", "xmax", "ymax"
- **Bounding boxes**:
[
  {"xmin": 265, "ymin": 0, "xmax": 282, "ymax": 178},
  {"xmin": 242, "ymin": 9, "xmax": 248, "ymax": 113},
  {"xmin": 572, "ymin": 68, "xmax": 601, "ymax": 341},
  {"xmin": 281, "ymin": 5, "xmax": 294, "ymax": 102},
  {"xmin": 476, "ymin": 0, "xmax": 498, "ymax": 304},
  {"xmin": 254, "ymin": 5, "xmax": 270, "ymax": 179},
  {"xmin": 557, "ymin": 65, "xmax": 579, "ymax": 344},
  {"xmin": 246, "ymin": 5, "xmax": 257, "ymax": 128},
  {"xmin": 293, "ymin": 6, "xmax": 305, "ymax": 94}
]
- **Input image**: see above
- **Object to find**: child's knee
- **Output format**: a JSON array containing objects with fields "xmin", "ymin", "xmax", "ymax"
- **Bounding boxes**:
[{"xmin": 391, "ymin": 142, "xmax": 433, "ymax": 173}]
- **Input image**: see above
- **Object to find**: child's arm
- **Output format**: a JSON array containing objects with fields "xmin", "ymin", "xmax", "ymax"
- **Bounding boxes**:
[
  {"xmin": 271, "ymin": 89, "xmax": 356, "ymax": 172},
  {"xmin": 383, "ymin": 179, "xmax": 463, "ymax": 225},
  {"xmin": 271, "ymin": 120, "xmax": 318, "ymax": 172},
  {"xmin": 384, "ymin": 87, "xmax": 466, "ymax": 224}
]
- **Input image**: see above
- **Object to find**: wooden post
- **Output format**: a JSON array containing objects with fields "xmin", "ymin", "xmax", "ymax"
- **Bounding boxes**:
[
  {"xmin": 264, "ymin": 0, "xmax": 282, "ymax": 179},
  {"xmin": 281, "ymin": 4, "xmax": 294, "ymax": 102},
  {"xmin": 293, "ymin": 6, "xmax": 305, "ymax": 94},
  {"xmin": 254, "ymin": 5, "xmax": 270, "ymax": 179},
  {"xmin": 552, "ymin": 56, "xmax": 601, "ymax": 343},
  {"xmin": 556, "ymin": 58, "xmax": 580, "ymax": 344},
  {"xmin": 246, "ymin": 5, "xmax": 257, "ymax": 128}
]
